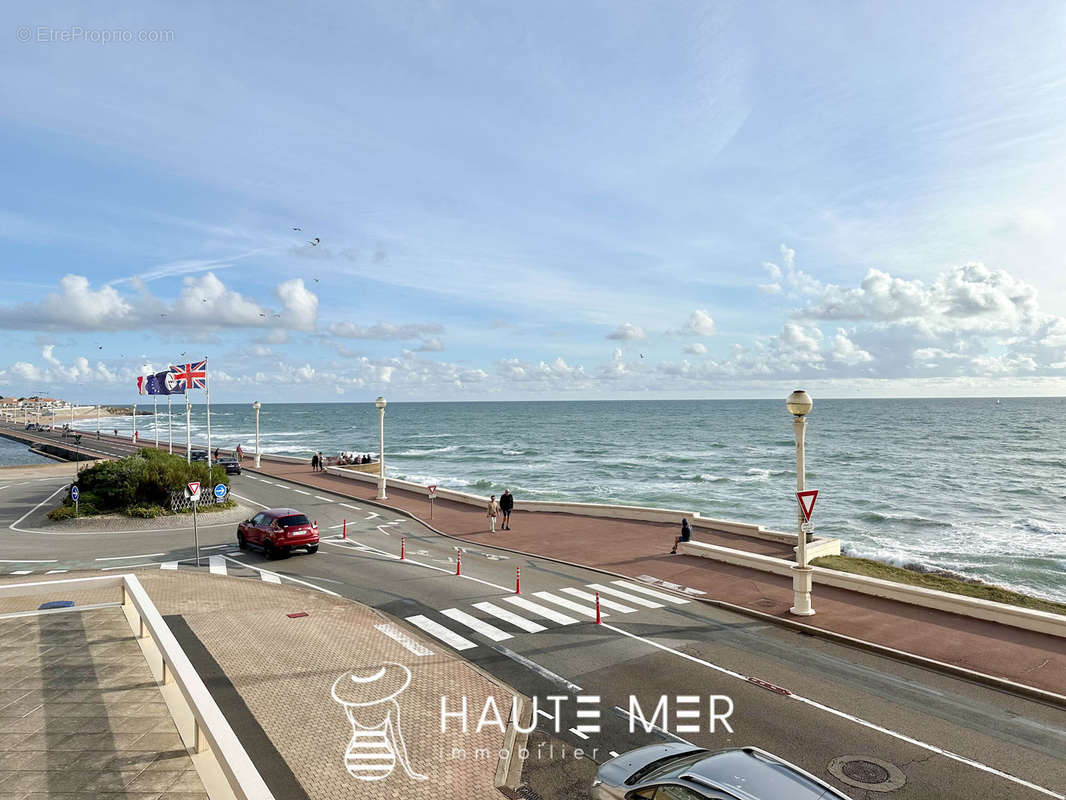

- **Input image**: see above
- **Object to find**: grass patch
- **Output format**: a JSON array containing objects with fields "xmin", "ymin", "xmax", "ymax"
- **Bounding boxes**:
[{"xmin": 811, "ymin": 555, "xmax": 1066, "ymax": 616}]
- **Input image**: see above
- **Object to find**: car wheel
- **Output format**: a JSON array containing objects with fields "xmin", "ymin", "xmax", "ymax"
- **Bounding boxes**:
[
  {"xmin": 237, "ymin": 532, "xmax": 248, "ymax": 550},
  {"xmin": 306, "ymin": 545, "xmax": 318, "ymax": 554},
  {"xmin": 263, "ymin": 540, "xmax": 275, "ymax": 560}
]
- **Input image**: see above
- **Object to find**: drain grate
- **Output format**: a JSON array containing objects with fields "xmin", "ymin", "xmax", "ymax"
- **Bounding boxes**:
[
  {"xmin": 515, "ymin": 783, "xmax": 545, "ymax": 800},
  {"xmin": 829, "ymin": 755, "xmax": 906, "ymax": 793},
  {"xmin": 842, "ymin": 759, "xmax": 890, "ymax": 784}
]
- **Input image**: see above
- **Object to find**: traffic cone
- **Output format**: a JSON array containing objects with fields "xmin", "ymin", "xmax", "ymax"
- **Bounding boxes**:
[
  {"xmin": 400, "ymin": 537, "xmax": 406, "ymax": 560},
  {"xmin": 342, "ymin": 519, "xmax": 347, "ymax": 539},
  {"xmin": 455, "ymin": 549, "xmax": 462, "ymax": 576},
  {"xmin": 595, "ymin": 592, "xmax": 601, "ymax": 624},
  {"xmin": 515, "ymin": 566, "xmax": 521, "ymax": 595}
]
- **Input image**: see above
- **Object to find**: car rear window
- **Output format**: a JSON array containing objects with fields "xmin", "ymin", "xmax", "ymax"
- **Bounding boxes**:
[{"xmin": 278, "ymin": 514, "xmax": 311, "ymax": 527}]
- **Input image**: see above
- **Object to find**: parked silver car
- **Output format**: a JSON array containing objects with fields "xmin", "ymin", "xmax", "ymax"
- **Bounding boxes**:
[{"xmin": 591, "ymin": 744, "xmax": 853, "ymax": 799}]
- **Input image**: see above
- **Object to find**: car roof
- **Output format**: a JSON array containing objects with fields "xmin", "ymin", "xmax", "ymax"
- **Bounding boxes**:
[
  {"xmin": 264, "ymin": 508, "xmax": 305, "ymax": 518},
  {"xmin": 679, "ymin": 748, "xmax": 849, "ymax": 799}
]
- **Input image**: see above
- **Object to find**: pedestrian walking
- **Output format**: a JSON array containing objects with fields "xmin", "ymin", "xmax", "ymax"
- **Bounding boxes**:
[
  {"xmin": 487, "ymin": 495, "xmax": 500, "ymax": 533},
  {"xmin": 212, "ymin": 447, "xmax": 220, "ymax": 462},
  {"xmin": 311, "ymin": 452, "xmax": 320, "ymax": 471},
  {"xmin": 318, "ymin": 451, "xmax": 325, "ymax": 470},
  {"xmin": 499, "ymin": 489, "xmax": 514, "ymax": 530},
  {"xmin": 670, "ymin": 518, "xmax": 692, "ymax": 554},
  {"xmin": 236, "ymin": 444, "xmax": 244, "ymax": 463}
]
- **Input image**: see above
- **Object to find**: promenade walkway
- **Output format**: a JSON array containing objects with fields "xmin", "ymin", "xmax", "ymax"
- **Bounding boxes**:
[{"xmin": 247, "ymin": 457, "xmax": 1066, "ymax": 700}]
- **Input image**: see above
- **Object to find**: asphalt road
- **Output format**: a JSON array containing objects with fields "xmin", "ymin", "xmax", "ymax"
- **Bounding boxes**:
[{"xmin": 1, "ymin": 433, "xmax": 1065, "ymax": 799}]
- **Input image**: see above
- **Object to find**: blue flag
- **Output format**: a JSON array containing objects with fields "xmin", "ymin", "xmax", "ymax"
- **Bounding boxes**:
[{"xmin": 146, "ymin": 370, "xmax": 184, "ymax": 395}]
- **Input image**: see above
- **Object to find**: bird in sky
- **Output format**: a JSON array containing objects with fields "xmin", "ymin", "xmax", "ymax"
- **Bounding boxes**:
[
  {"xmin": 308, "ymin": 237, "xmax": 320, "ymax": 246},
  {"xmin": 292, "ymin": 226, "xmax": 302, "ymax": 231},
  {"xmin": 313, "ymin": 277, "xmax": 320, "ymax": 282},
  {"xmin": 202, "ymin": 298, "xmax": 208, "ymax": 303},
  {"xmin": 258, "ymin": 313, "xmax": 266, "ymax": 317},
  {"xmin": 640, "ymin": 353, "xmax": 645, "ymax": 359},
  {"xmin": 160, "ymin": 313, "xmax": 167, "ymax": 317},
  {"xmin": 97, "ymin": 345, "xmax": 102, "ymax": 350}
]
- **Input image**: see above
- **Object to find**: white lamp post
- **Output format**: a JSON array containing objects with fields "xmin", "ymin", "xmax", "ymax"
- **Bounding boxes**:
[
  {"xmin": 252, "ymin": 401, "xmax": 261, "ymax": 468},
  {"xmin": 787, "ymin": 389, "xmax": 815, "ymax": 616},
  {"xmin": 375, "ymin": 396, "xmax": 387, "ymax": 499},
  {"xmin": 131, "ymin": 404, "xmax": 137, "ymax": 444}
]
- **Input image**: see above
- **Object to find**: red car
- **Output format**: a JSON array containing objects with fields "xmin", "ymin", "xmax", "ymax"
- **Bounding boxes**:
[{"xmin": 237, "ymin": 508, "xmax": 319, "ymax": 559}]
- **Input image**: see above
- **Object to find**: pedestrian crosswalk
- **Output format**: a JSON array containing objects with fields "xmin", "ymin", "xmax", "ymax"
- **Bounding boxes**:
[{"xmin": 405, "ymin": 580, "xmax": 690, "ymax": 653}]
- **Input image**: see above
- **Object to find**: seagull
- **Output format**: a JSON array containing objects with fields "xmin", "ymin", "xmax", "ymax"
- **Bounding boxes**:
[
  {"xmin": 273, "ymin": 314, "xmax": 281, "ymax": 318},
  {"xmin": 313, "ymin": 277, "xmax": 319, "ymax": 282},
  {"xmin": 258, "ymin": 313, "xmax": 266, "ymax": 317},
  {"xmin": 640, "ymin": 353, "xmax": 645, "ymax": 359},
  {"xmin": 202, "ymin": 298, "xmax": 208, "ymax": 303},
  {"xmin": 308, "ymin": 237, "xmax": 320, "ymax": 246},
  {"xmin": 97, "ymin": 345, "xmax": 103, "ymax": 350},
  {"xmin": 160, "ymin": 313, "xmax": 167, "ymax": 317},
  {"xmin": 292, "ymin": 226, "xmax": 302, "ymax": 231}
]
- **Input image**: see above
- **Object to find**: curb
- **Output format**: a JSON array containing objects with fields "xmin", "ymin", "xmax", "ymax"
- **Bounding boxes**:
[{"xmin": 245, "ymin": 465, "xmax": 1066, "ymax": 711}]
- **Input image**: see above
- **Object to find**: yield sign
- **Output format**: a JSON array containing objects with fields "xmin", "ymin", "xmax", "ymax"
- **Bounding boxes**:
[
  {"xmin": 796, "ymin": 489, "xmax": 818, "ymax": 522},
  {"xmin": 187, "ymin": 481, "xmax": 201, "ymax": 497}
]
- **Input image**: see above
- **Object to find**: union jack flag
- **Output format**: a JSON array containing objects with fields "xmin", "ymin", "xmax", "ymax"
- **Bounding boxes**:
[{"xmin": 171, "ymin": 360, "xmax": 207, "ymax": 390}]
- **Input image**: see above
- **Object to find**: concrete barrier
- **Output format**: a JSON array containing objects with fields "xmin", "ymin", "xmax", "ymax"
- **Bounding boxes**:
[{"xmin": 676, "ymin": 539, "xmax": 1066, "ymax": 638}]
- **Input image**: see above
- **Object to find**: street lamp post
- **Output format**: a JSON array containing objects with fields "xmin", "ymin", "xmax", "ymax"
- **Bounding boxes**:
[
  {"xmin": 131, "ymin": 404, "xmax": 137, "ymax": 444},
  {"xmin": 252, "ymin": 401, "xmax": 261, "ymax": 468},
  {"xmin": 787, "ymin": 389, "xmax": 815, "ymax": 616},
  {"xmin": 375, "ymin": 396, "xmax": 387, "ymax": 499}
]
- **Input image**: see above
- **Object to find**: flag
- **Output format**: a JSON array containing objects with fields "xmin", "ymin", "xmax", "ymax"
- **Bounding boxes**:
[
  {"xmin": 172, "ymin": 361, "xmax": 206, "ymax": 391},
  {"xmin": 146, "ymin": 370, "xmax": 184, "ymax": 395},
  {"xmin": 136, "ymin": 376, "xmax": 149, "ymax": 395}
]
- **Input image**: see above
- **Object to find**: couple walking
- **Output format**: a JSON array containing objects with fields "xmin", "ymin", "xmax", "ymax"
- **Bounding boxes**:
[
  {"xmin": 311, "ymin": 451, "xmax": 326, "ymax": 471},
  {"xmin": 487, "ymin": 490, "xmax": 514, "ymax": 533}
]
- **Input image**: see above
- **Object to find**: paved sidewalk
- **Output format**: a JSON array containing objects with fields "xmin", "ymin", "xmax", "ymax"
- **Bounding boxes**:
[
  {"xmin": 0, "ymin": 570, "xmax": 523, "ymax": 800},
  {"xmin": 248, "ymin": 457, "xmax": 1066, "ymax": 699}
]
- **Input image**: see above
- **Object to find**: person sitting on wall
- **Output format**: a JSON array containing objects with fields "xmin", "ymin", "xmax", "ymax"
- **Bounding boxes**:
[{"xmin": 670, "ymin": 519, "xmax": 692, "ymax": 554}]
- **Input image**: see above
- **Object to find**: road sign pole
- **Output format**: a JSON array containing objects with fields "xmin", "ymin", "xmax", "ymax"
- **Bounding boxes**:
[{"xmin": 193, "ymin": 498, "xmax": 199, "ymax": 567}]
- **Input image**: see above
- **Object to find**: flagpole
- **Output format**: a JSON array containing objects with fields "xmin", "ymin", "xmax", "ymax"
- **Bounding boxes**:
[
  {"xmin": 168, "ymin": 394, "xmax": 173, "ymax": 454},
  {"xmin": 205, "ymin": 356, "xmax": 212, "ymax": 484},
  {"xmin": 154, "ymin": 396, "xmax": 159, "ymax": 448},
  {"xmin": 185, "ymin": 393, "xmax": 192, "ymax": 465}
]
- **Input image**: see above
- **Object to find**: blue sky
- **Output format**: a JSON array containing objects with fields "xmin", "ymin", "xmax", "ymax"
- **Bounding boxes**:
[{"xmin": 2, "ymin": 1, "xmax": 1066, "ymax": 402}]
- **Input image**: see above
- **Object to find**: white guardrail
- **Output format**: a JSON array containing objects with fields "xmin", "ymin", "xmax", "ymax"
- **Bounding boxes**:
[{"xmin": 0, "ymin": 575, "xmax": 274, "ymax": 800}]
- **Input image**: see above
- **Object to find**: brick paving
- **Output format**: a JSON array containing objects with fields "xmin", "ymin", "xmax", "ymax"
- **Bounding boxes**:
[
  {"xmin": 248, "ymin": 457, "xmax": 1066, "ymax": 699},
  {"xmin": 0, "ymin": 606, "xmax": 206, "ymax": 800}
]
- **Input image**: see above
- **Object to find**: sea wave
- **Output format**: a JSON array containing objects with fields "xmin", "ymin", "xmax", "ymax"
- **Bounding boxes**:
[
  {"xmin": 393, "ymin": 445, "xmax": 461, "ymax": 456},
  {"xmin": 857, "ymin": 511, "xmax": 953, "ymax": 529},
  {"xmin": 1012, "ymin": 518, "xmax": 1066, "ymax": 536}
]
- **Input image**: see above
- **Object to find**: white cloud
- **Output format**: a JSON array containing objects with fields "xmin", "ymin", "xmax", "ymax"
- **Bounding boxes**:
[
  {"xmin": 415, "ymin": 337, "xmax": 445, "ymax": 352},
  {"xmin": 683, "ymin": 342, "xmax": 707, "ymax": 354},
  {"xmin": 606, "ymin": 322, "xmax": 646, "ymax": 341},
  {"xmin": 684, "ymin": 309, "xmax": 715, "ymax": 336},
  {"xmin": 328, "ymin": 321, "xmax": 445, "ymax": 340},
  {"xmin": 830, "ymin": 329, "xmax": 873, "ymax": 366},
  {"xmin": 276, "ymin": 279, "xmax": 318, "ymax": 330}
]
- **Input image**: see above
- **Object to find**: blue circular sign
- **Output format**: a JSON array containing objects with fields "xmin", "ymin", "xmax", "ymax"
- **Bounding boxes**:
[
  {"xmin": 71, "ymin": 485, "xmax": 79, "ymax": 501},
  {"xmin": 214, "ymin": 483, "xmax": 228, "ymax": 499}
]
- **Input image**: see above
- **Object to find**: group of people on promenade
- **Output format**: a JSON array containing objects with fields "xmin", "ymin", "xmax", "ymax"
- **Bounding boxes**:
[
  {"xmin": 486, "ymin": 489, "xmax": 514, "ymax": 532},
  {"xmin": 311, "ymin": 451, "xmax": 375, "ymax": 471}
]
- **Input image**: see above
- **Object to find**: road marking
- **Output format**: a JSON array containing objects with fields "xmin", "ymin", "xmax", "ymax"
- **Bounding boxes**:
[
  {"xmin": 560, "ymin": 587, "xmax": 636, "ymax": 612},
  {"xmin": 274, "ymin": 484, "xmax": 290, "ymax": 490},
  {"xmin": 96, "ymin": 553, "xmax": 165, "ymax": 561},
  {"xmin": 374, "ymin": 623, "xmax": 434, "ymax": 656},
  {"xmin": 586, "ymin": 583, "xmax": 663, "ymax": 608},
  {"xmin": 202, "ymin": 544, "xmax": 229, "ymax": 550},
  {"xmin": 329, "ymin": 537, "xmax": 513, "ymax": 592},
  {"xmin": 314, "ymin": 495, "xmax": 334, "ymax": 502},
  {"xmin": 365, "ymin": 512, "xmax": 380, "ymax": 520},
  {"xmin": 611, "ymin": 703, "xmax": 694, "ymax": 745},
  {"xmin": 208, "ymin": 556, "xmax": 226, "ymax": 575},
  {"xmin": 602, "ymin": 623, "xmax": 1065, "ymax": 800},
  {"xmin": 611, "ymin": 580, "xmax": 689, "ymax": 605},
  {"xmin": 102, "ymin": 562, "xmax": 162, "ymax": 570},
  {"xmin": 9, "ymin": 484, "xmax": 68, "ymax": 532},
  {"xmin": 568, "ymin": 728, "xmax": 589, "ymax": 740},
  {"xmin": 339, "ymin": 503, "xmax": 359, "ymax": 510},
  {"xmin": 441, "ymin": 609, "xmax": 513, "ymax": 642},
  {"xmin": 220, "ymin": 555, "xmax": 339, "ymax": 596},
  {"xmin": 45, "ymin": 570, "xmax": 68, "ymax": 574},
  {"xmin": 532, "ymin": 590, "xmax": 605, "ymax": 619},
  {"xmin": 472, "ymin": 602, "xmax": 546, "ymax": 633},
  {"xmin": 10, "ymin": 570, "xmax": 32, "ymax": 575},
  {"xmin": 503, "ymin": 596, "xmax": 579, "ymax": 626},
  {"xmin": 491, "ymin": 645, "xmax": 583, "ymax": 693},
  {"xmin": 0, "ymin": 559, "xmax": 57, "ymax": 563},
  {"xmin": 160, "ymin": 562, "xmax": 178, "ymax": 570},
  {"xmin": 231, "ymin": 492, "xmax": 269, "ymax": 509},
  {"xmin": 293, "ymin": 489, "xmax": 310, "ymax": 495},
  {"xmin": 259, "ymin": 570, "xmax": 281, "ymax": 584},
  {"xmin": 405, "ymin": 615, "xmax": 476, "ymax": 651}
]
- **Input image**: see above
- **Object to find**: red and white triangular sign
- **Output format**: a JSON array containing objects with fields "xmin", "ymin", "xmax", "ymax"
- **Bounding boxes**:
[
  {"xmin": 796, "ymin": 489, "xmax": 818, "ymax": 522},
  {"xmin": 187, "ymin": 481, "xmax": 201, "ymax": 496}
]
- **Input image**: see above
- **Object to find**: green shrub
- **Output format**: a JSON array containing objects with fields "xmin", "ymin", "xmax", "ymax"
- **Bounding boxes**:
[
  {"xmin": 125, "ymin": 503, "xmax": 167, "ymax": 518},
  {"xmin": 47, "ymin": 505, "xmax": 77, "ymax": 521}
]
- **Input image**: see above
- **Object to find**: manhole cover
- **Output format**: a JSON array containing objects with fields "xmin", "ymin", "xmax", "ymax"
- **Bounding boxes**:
[
  {"xmin": 828, "ymin": 755, "xmax": 906, "ymax": 793},
  {"xmin": 842, "ymin": 760, "xmax": 890, "ymax": 783}
]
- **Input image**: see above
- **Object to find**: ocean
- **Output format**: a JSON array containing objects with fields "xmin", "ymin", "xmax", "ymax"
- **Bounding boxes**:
[{"xmin": 69, "ymin": 397, "xmax": 1066, "ymax": 603}]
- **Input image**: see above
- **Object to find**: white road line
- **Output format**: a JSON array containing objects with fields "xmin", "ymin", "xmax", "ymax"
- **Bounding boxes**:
[
  {"xmin": 220, "ymin": 555, "xmax": 339, "ymax": 596},
  {"xmin": 568, "ymin": 728, "xmax": 589, "ymax": 740},
  {"xmin": 560, "ymin": 587, "xmax": 636, "ymax": 612},
  {"xmin": 472, "ymin": 602, "xmax": 546, "ymax": 633},
  {"xmin": 208, "ymin": 556, "xmax": 226, "ymax": 575},
  {"xmin": 611, "ymin": 579, "xmax": 689, "ymax": 605},
  {"xmin": 374, "ymin": 623, "xmax": 434, "ymax": 656},
  {"xmin": 260, "ymin": 571, "xmax": 281, "ymax": 584},
  {"xmin": 160, "ymin": 562, "xmax": 178, "ymax": 570},
  {"xmin": 503, "ymin": 596, "xmax": 579, "ymax": 626},
  {"xmin": 328, "ymin": 537, "xmax": 513, "ymax": 593},
  {"xmin": 10, "ymin": 570, "xmax": 32, "ymax": 575},
  {"xmin": 441, "ymin": 609, "xmax": 513, "ymax": 642},
  {"xmin": 532, "ymin": 590, "xmax": 605, "ymax": 619},
  {"xmin": 102, "ymin": 562, "xmax": 162, "ymax": 570},
  {"xmin": 586, "ymin": 583, "xmax": 664, "ymax": 608},
  {"xmin": 274, "ymin": 484, "xmax": 290, "ymax": 490},
  {"xmin": 202, "ymin": 544, "xmax": 229, "ymax": 550},
  {"xmin": 293, "ymin": 489, "xmax": 310, "ymax": 495},
  {"xmin": 365, "ymin": 512, "xmax": 380, "ymax": 520},
  {"xmin": 602, "ymin": 623, "xmax": 1065, "ymax": 800},
  {"xmin": 314, "ymin": 495, "xmax": 334, "ymax": 502},
  {"xmin": 339, "ymin": 503, "xmax": 359, "ymax": 510},
  {"xmin": 405, "ymin": 615, "xmax": 476, "ymax": 651},
  {"xmin": 492, "ymin": 645, "xmax": 584, "ymax": 694},
  {"xmin": 45, "ymin": 570, "xmax": 68, "ymax": 574},
  {"xmin": 0, "ymin": 559, "xmax": 57, "ymax": 564},
  {"xmin": 96, "ymin": 553, "xmax": 165, "ymax": 561},
  {"xmin": 9, "ymin": 484, "xmax": 68, "ymax": 532},
  {"xmin": 230, "ymin": 492, "xmax": 269, "ymax": 509}
]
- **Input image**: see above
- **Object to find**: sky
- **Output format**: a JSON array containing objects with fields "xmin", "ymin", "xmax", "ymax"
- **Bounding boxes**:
[{"xmin": 2, "ymin": 1, "xmax": 1066, "ymax": 403}]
